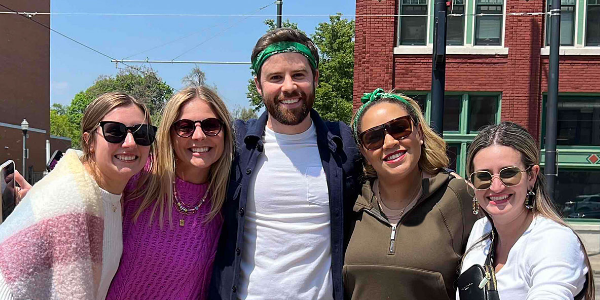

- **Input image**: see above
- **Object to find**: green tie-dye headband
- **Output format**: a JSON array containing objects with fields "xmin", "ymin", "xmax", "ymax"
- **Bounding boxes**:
[
  {"xmin": 251, "ymin": 41, "xmax": 318, "ymax": 75},
  {"xmin": 352, "ymin": 88, "xmax": 414, "ymax": 138}
]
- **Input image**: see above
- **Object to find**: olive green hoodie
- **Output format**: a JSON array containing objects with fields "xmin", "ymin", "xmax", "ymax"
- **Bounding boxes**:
[{"xmin": 343, "ymin": 172, "xmax": 479, "ymax": 300}]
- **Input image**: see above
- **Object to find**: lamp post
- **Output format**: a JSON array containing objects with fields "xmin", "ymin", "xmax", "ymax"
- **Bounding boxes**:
[{"xmin": 21, "ymin": 119, "xmax": 28, "ymax": 180}]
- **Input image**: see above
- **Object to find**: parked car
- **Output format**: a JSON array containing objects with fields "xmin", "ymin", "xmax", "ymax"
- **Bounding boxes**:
[{"xmin": 563, "ymin": 194, "xmax": 600, "ymax": 216}]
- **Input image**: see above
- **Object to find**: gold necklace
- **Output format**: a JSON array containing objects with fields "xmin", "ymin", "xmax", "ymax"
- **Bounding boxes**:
[
  {"xmin": 173, "ymin": 180, "xmax": 209, "ymax": 227},
  {"xmin": 377, "ymin": 177, "xmax": 422, "ymax": 220}
]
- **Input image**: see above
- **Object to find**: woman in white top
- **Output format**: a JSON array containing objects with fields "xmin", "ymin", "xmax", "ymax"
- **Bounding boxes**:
[
  {"xmin": 0, "ymin": 92, "xmax": 155, "ymax": 299},
  {"xmin": 459, "ymin": 121, "xmax": 594, "ymax": 300}
]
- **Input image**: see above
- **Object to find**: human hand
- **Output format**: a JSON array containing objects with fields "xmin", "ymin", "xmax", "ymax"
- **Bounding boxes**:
[{"xmin": 13, "ymin": 170, "xmax": 32, "ymax": 204}]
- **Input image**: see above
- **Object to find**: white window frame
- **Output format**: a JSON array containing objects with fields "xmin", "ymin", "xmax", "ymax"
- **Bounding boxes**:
[{"xmin": 394, "ymin": 0, "xmax": 509, "ymax": 55}]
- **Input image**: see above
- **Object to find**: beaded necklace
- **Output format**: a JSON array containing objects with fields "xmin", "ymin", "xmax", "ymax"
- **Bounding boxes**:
[{"xmin": 173, "ymin": 180, "xmax": 209, "ymax": 226}]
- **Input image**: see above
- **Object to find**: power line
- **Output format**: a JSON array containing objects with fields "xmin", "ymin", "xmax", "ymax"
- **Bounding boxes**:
[
  {"xmin": 0, "ymin": 12, "xmax": 552, "ymax": 18},
  {"xmin": 170, "ymin": 1, "xmax": 275, "ymax": 61},
  {"xmin": 0, "ymin": 3, "xmax": 132, "ymax": 68},
  {"xmin": 111, "ymin": 59, "xmax": 250, "ymax": 64},
  {"xmin": 123, "ymin": 1, "xmax": 275, "ymax": 60}
]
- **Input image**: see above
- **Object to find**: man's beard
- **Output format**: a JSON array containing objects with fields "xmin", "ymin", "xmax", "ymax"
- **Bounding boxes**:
[{"xmin": 264, "ymin": 88, "xmax": 314, "ymax": 126}]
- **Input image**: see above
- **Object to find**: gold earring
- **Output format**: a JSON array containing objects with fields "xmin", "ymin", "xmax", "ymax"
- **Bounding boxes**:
[{"xmin": 472, "ymin": 196, "xmax": 479, "ymax": 215}]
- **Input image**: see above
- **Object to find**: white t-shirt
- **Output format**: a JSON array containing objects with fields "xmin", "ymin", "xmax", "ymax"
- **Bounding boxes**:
[
  {"xmin": 96, "ymin": 188, "xmax": 123, "ymax": 300},
  {"xmin": 459, "ymin": 216, "xmax": 588, "ymax": 300},
  {"xmin": 239, "ymin": 122, "xmax": 334, "ymax": 300}
]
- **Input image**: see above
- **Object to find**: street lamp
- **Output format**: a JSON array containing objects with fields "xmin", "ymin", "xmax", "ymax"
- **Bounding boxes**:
[{"xmin": 21, "ymin": 119, "xmax": 28, "ymax": 180}]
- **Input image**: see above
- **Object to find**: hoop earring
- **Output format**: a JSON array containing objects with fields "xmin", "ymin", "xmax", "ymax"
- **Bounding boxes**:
[
  {"xmin": 472, "ymin": 196, "xmax": 479, "ymax": 215},
  {"xmin": 524, "ymin": 190, "xmax": 535, "ymax": 210}
]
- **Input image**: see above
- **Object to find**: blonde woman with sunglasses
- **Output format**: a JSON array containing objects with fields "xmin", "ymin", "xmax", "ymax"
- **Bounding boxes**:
[
  {"xmin": 106, "ymin": 86, "xmax": 234, "ymax": 299},
  {"xmin": 0, "ymin": 93, "xmax": 155, "ymax": 299},
  {"xmin": 344, "ymin": 89, "xmax": 479, "ymax": 299},
  {"xmin": 459, "ymin": 122, "xmax": 594, "ymax": 299}
]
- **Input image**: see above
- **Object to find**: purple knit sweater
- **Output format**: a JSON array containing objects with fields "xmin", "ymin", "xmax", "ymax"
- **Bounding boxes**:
[{"xmin": 106, "ymin": 176, "xmax": 223, "ymax": 299}]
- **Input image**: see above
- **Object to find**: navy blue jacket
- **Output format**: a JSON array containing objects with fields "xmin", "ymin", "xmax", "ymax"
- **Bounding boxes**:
[{"xmin": 208, "ymin": 109, "xmax": 362, "ymax": 300}]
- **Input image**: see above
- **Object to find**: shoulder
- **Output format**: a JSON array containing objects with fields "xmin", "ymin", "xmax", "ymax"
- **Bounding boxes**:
[
  {"xmin": 525, "ymin": 217, "xmax": 583, "ymax": 255},
  {"xmin": 446, "ymin": 175, "xmax": 472, "ymax": 201}
]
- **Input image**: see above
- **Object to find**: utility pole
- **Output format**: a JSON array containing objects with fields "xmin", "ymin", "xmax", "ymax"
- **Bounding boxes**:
[
  {"xmin": 276, "ymin": 0, "xmax": 283, "ymax": 28},
  {"xmin": 545, "ymin": 0, "xmax": 561, "ymax": 200},
  {"xmin": 431, "ymin": 0, "xmax": 448, "ymax": 137}
]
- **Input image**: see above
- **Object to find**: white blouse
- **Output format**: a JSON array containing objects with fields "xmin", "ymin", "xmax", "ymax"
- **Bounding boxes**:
[{"xmin": 459, "ymin": 216, "xmax": 588, "ymax": 300}]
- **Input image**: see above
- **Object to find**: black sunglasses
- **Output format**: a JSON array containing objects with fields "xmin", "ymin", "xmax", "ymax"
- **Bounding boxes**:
[
  {"xmin": 469, "ymin": 166, "xmax": 532, "ymax": 190},
  {"xmin": 358, "ymin": 115, "xmax": 414, "ymax": 150},
  {"xmin": 172, "ymin": 118, "xmax": 224, "ymax": 138},
  {"xmin": 98, "ymin": 121, "xmax": 157, "ymax": 146}
]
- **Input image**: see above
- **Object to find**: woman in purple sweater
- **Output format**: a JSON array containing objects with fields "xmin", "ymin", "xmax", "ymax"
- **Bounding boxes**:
[{"xmin": 106, "ymin": 86, "xmax": 234, "ymax": 299}]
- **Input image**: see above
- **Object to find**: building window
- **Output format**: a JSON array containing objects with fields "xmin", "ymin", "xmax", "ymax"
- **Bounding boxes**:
[
  {"xmin": 468, "ymin": 95, "xmax": 499, "ymax": 132},
  {"xmin": 556, "ymin": 169, "xmax": 600, "ymax": 219},
  {"xmin": 447, "ymin": 143, "xmax": 460, "ymax": 172},
  {"xmin": 475, "ymin": 0, "xmax": 504, "ymax": 45},
  {"xmin": 406, "ymin": 94, "xmax": 428, "ymax": 113},
  {"xmin": 555, "ymin": 96, "xmax": 600, "ymax": 146},
  {"xmin": 588, "ymin": 0, "xmax": 600, "ymax": 46},
  {"xmin": 444, "ymin": 95, "xmax": 462, "ymax": 132},
  {"xmin": 447, "ymin": 0, "xmax": 465, "ymax": 45},
  {"xmin": 400, "ymin": 92, "xmax": 501, "ymax": 176},
  {"xmin": 398, "ymin": 0, "xmax": 429, "ymax": 45},
  {"xmin": 546, "ymin": 0, "xmax": 576, "ymax": 46}
]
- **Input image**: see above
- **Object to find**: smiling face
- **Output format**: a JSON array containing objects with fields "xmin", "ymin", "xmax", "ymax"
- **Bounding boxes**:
[
  {"xmin": 359, "ymin": 102, "xmax": 423, "ymax": 182},
  {"xmin": 171, "ymin": 98, "xmax": 225, "ymax": 183},
  {"xmin": 255, "ymin": 52, "xmax": 318, "ymax": 133},
  {"xmin": 472, "ymin": 144, "xmax": 539, "ymax": 223},
  {"xmin": 84, "ymin": 104, "xmax": 150, "ymax": 193}
]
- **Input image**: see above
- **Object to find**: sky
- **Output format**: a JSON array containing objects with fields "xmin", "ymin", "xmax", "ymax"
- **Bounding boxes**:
[{"xmin": 49, "ymin": 0, "xmax": 356, "ymax": 112}]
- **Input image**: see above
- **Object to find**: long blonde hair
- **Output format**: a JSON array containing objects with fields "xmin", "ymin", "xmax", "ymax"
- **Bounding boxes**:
[
  {"xmin": 466, "ymin": 121, "xmax": 594, "ymax": 299},
  {"xmin": 132, "ymin": 86, "xmax": 234, "ymax": 226},
  {"xmin": 351, "ymin": 92, "xmax": 449, "ymax": 179}
]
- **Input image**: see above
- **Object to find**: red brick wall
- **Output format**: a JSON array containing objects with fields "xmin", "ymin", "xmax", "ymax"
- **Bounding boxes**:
[
  {"xmin": 0, "ymin": 0, "xmax": 50, "ymax": 173},
  {"xmin": 354, "ymin": 0, "xmax": 600, "ymax": 141}
]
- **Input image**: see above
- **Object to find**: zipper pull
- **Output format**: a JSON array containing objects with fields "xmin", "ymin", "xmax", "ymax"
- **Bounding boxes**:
[
  {"xmin": 478, "ymin": 272, "xmax": 490, "ymax": 289},
  {"xmin": 388, "ymin": 224, "xmax": 397, "ymax": 254}
]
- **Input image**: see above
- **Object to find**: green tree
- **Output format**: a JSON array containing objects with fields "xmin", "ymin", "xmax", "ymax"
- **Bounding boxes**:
[
  {"xmin": 246, "ymin": 15, "xmax": 354, "ymax": 124},
  {"xmin": 231, "ymin": 105, "xmax": 258, "ymax": 121},
  {"xmin": 311, "ymin": 14, "xmax": 354, "ymax": 124},
  {"xmin": 182, "ymin": 65, "xmax": 207, "ymax": 87},
  {"xmin": 50, "ymin": 104, "xmax": 79, "ymax": 147},
  {"xmin": 54, "ymin": 67, "xmax": 174, "ymax": 148}
]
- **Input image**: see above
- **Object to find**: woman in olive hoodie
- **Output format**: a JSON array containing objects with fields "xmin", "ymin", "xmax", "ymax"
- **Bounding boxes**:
[{"xmin": 344, "ymin": 89, "xmax": 479, "ymax": 300}]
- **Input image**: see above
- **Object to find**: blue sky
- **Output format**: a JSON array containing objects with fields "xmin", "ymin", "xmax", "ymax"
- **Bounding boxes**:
[{"xmin": 50, "ymin": 0, "xmax": 356, "ymax": 112}]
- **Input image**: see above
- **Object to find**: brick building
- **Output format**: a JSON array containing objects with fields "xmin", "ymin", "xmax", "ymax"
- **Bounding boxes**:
[
  {"xmin": 0, "ymin": 0, "xmax": 71, "ymax": 183},
  {"xmin": 354, "ymin": 0, "xmax": 600, "ymax": 211}
]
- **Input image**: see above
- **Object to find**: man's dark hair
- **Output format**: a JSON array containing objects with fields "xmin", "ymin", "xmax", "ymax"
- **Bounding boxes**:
[{"xmin": 251, "ymin": 28, "xmax": 319, "ymax": 80}]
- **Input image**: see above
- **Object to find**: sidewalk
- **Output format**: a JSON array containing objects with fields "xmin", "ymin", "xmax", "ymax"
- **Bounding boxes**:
[{"xmin": 590, "ymin": 253, "xmax": 600, "ymax": 274}]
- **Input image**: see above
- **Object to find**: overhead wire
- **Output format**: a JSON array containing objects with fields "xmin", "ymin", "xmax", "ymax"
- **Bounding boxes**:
[
  {"xmin": 121, "ymin": 0, "xmax": 276, "ymax": 60},
  {"xmin": 0, "ymin": 3, "xmax": 136, "ymax": 69},
  {"xmin": 170, "ymin": 1, "xmax": 276, "ymax": 61},
  {"xmin": 0, "ymin": 12, "xmax": 553, "ymax": 18}
]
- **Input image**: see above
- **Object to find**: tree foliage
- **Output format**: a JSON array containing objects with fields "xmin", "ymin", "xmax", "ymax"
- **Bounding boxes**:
[
  {"xmin": 52, "ymin": 67, "xmax": 174, "ymax": 148},
  {"xmin": 231, "ymin": 105, "xmax": 258, "ymax": 121},
  {"xmin": 182, "ymin": 65, "xmax": 207, "ymax": 87},
  {"xmin": 246, "ymin": 15, "xmax": 354, "ymax": 124}
]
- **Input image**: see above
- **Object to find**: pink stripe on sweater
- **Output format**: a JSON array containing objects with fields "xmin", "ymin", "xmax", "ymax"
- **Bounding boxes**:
[{"xmin": 0, "ymin": 213, "xmax": 104, "ymax": 284}]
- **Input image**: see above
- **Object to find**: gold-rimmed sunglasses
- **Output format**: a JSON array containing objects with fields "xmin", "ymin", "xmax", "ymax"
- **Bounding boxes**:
[{"xmin": 469, "ymin": 166, "xmax": 532, "ymax": 190}]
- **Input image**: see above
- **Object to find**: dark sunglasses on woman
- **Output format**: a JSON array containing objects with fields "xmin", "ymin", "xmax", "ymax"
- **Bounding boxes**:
[
  {"xmin": 98, "ymin": 121, "xmax": 157, "ymax": 146},
  {"xmin": 172, "ymin": 118, "xmax": 224, "ymax": 138},
  {"xmin": 469, "ymin": 166, "xmax": 532, "ymax": 190},
  {"xmin": 358, "ymin": 115, "xmax": 413, "ymax": 150}
]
